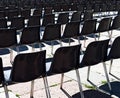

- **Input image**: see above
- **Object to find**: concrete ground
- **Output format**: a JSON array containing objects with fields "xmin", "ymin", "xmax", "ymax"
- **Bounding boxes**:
[{"xmin": 1, "ymin": 29, "xmax": 120, "ymax": 98}]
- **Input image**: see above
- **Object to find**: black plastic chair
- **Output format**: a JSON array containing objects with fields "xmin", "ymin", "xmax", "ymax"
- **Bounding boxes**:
[
  {"xmin": 107, "ymin": 36, "xmax": 120, "ymax": 80},
  {"xmin": 79, "ymin": 19, "xmax": 97, "ymax": 47},
  {"xmin": 27, "ymin": 15, "xmax": 41, "ymax": 27},
  {"xmin": 18, "ymin": 26, "xmax": 40, "ymax": 53},
  {"xmin": 62, "ymin": 21, "xmax": 80, "ymax": 45},
  {"xmin": 70, "ymin": 11, "xmax": 82, "ymax": 22},
  {"xmin": 57, "ymin": 12, "xmax": 69, "ymax": 33},
  {"xmin": 0, "ymin": 11, "xmax": 5, "ymax": 19},
  {"xmin": 7, "ymin": 10, "xmax": 19, "ymax": 20},
  {"xmin": 57, "ymin": 12, "xmax": 69, "ymax": 25},
  {"xmin": 82, "ymin": 10, "xmax": 93, "ymax": 22},
  {"xmin": 0, "ymin": 57, "xmax": 9, "ymax": 98},
  {"xmin": 47, "ymin": 45, "xmax": 84, "ymax": 98},
  {"xmin": 6, "ymin": 51, "xmax": 50, "ymax": 98},
  {"xmin": 80, "ymin": 39, "xmax": 111, "ymax": 93},
  {"xmin": 109, "ymin": 16, "xmax": 120, "ymax": 38},
  {"xmin": 96, "ymin": 17, "xmax": 112, "ymax": 40},
  {"xmin": 41, "ymin": 14, "xmax": 55, "ymax": 30},
  {"xmin": 33, "ymin": 8, "xmax": 42, "ymax": 17},
  {"xmin": 42, "ymin": 23, "xmax": 61, "ymax": 54},
  {"xmin": 20, "ymin": 9, "xmax": 31, "ymax": 19},
  {"xmin": 0, "ymin": 28, "xmax": 17, "ymax": 63},
  {"xmin": 10, "ymin": 17, "xmax": 25, "ymax": 33},
  {"xmin": 0, "ymin": 18, "xmax": 7, "ymax": 28}
]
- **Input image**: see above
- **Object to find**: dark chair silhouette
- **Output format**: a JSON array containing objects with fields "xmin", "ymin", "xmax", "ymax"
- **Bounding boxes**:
[
  {"xmin": 79, "ymin": 19, "xmax": 97, "ymax": 47},
  {"xmin": 62, "ymin": 21, "xmax": 80, "ymax": 45},
  {"xmin": 80, "ymin": 39, "xmax": 111, "ymax": 93},
  {"xmin": 27, "ymin": 15, "xmax": 41, "ymax": 27},
  {"xmin": 41, "ymin": 14, "xmax": 55, "ymax": 30},
  {"xmin": 47, "ymin": 45, "xmax": 84, "ymax": 98},
  {"xmin": 57, "ymin": 12, "xmax": 69, "ymax": 25},
  {"xmin": 96, "ymin": 17, "xmax": 112, "ymax": 40},
  {"xmin": 7, "ymin": 10, "xmax": 19, "ymax": 20},
  {"xmin": 6, "ymin": 51, "xmax": 50, "ymax": 98},
  {"xmin": 57, "ymin": 13, "xmax": 69, "ymax": 33},
  {"xmin": 44, "ymin": 7, "xmax": 53, "ymax": 15},
  {"xmin": 20, "ymin": 9, "xmax": 31, "ymax": 19},
  {"xmin": 42, "ymin": 23, "xmax": 61, "ymax": 54},
  {"xmin": 107, "ymin": 36, "xmax": 120, "ymax": 80},
  {"xmin": 0, "ymin": 18, "xmax": 7, "ymax": 28},
  {"xmin": 10, "ymin": 17, "xmax": 25, "ymax": 33},
  {"xmin": 0, "ymin": 28, "xmax": 17, "ymax": 62},
  {"xmin": 18, "ymin": 26, "xmax": 40, "ymax": 53},
  {"xmin": 82, "ymin": 10, "xmax": 93, "ymax": 22},
  {"xmin": 0, "ymin": 11, "xmax": 5, "ymax": 19},
  {"xmin": 70, "ymin": 11, "xmax": 82, "ymax": 22},
  {"xmin": 0, "ymin": 57, "xmax": 9, "ymax": 98},
  {"xmin": 109, "ymin": 15, "xmax": 120, "ymax": 38},
  {"xmin": 33, "ymin": 8, "xmax": 42, "ymax": 17}
]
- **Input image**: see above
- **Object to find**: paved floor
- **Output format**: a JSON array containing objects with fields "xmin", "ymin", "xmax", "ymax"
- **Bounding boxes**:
[{"xmin": 1, "ymin": 29, "xmax": 120, "ymax": 98}]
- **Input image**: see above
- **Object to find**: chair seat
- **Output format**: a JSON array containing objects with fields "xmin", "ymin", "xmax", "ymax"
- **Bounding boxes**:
[{"xmin": 72, "ymin": 90, "xmax": 111, "ymax": 98}]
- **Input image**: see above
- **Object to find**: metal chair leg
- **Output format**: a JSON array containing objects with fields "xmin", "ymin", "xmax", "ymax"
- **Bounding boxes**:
[
  {"xmin": 75, "ymin": 69, "xmax": 84, "ymax": 98},
  {"xmin": 87, "ymin": 66, "xmax": 111, "ymax": 94},
  {"xmin": 4, "ymin": 84, "xmax": 9, "ymax": 98},
  {"xmin": 30, "ymin": 80, "xmax": 34, "ymax": 98},
  {"xmin": 60, "ymin": 73, "xmax": 64, "ymax": 89},
  {"xmin": 43, "ymin": 77, "xmax": 51, "ymax": 98},
  {"xmin": 109, "ymin": 59, "xmax": 120, "ymax": 80},
  {"xmin": 103, "ymin": 62, "xmax": 112, "ymax": 91}
]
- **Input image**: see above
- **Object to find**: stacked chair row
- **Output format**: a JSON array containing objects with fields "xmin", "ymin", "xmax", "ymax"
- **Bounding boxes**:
[{"xmin": 1, "ymin": 36, "xmax": 120, "ymax": 98}]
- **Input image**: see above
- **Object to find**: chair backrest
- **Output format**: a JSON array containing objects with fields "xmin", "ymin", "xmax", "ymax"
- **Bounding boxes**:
[
  {"xmin": 0, "ymin": 11, "xmax": 5, "ymax": 19},
  {"xmin": 110, "ymin": 15, "xmax": 120, "ymax": 30},
  {"xmin": 80, "ymin": 19, "xmax": 97, "ymax": 35},
  {"xmin": 0, "ymin": 18, "xmax": 7, "ymax": 28},
  {"xmin": 42, "ymin": 23, "xmax": 61, "ymax": 41},
  {"xmin": 57, "ymin": 13, "xmax": 69, "ymax": 24},
  {"xmin": 62, "ymin": 21, "xmax": 80, "ymax": 38},
  {"xmin": 10, "ymin": 17, "xmax": 25, "ymax": 31},
  {"xmin": 33, "ymin": 9, "xmax": 42, "ymax": 17},
  {"xmin": 82, "ymin": 10, "xmax": 93, "ymax": 22},
  {"xmin": 48, "ymin": 45, "xmax": 81, "ymax": 74},
  {"xmin": 44, "ymin": 7, "xmax": 53, "ymax": 15},
  {"xmin": 97, "ymin": 17, "xmax": 112, "ymax": 33},
  {"xmin": 27, "ymin": 15, "xmax": 41, "ymax": 27},
  {"xmin": 108, "ymin": 36, "xmax": 120, "ymax": 60},
  {"xmin": 70, "ymin": 11, "xmax": 82, "ymax": 22},
  {"xmin": 20, "ymin": 9, "xmax": 31, "ymax": 19},
  {"xmin": 11, "ymin": 50, "xmax": 46, "ymax": 82},
  {"xmin": 20, "ymin": 26, "xmax": 40, "ymax": 45},
  {"xmin": 42, "ymin": 14, "xmax": 55, "ymax": 27},
  {"xmin": 80, "ymin": 39, "xmax": 109, "ymax": 67},
  {"xmin": 7, "ymin": 10, "xmax": 19, "ymax": 20},
  {"xmin": 0, "ymin": 28, "xmax": 17, "ymax": 48},
  {"xmin": 0, "ymin": 58, "xmax": 4, "ymax": 84}
]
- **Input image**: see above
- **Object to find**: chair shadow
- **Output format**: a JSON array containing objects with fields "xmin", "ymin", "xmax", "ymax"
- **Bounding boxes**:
[
  {"xmin": 61, "ymin": 38, "xmax": 75, "ymax": 43},
  {"xmin": 72, "ymin": 90, "xmax": 111, "ymax": 98},
  {"xmin": 44, "ymin": 40, "xmax": 60, "ymax": 45},
  {"xmin": 99, "ymin": 81, "xmax": 120, "ymax": 97},
  {"xmin": 29, "ymin": 43, "xmax": 45, "ymax": 48},
  {"xmin": 13, "ymin": 45, "xmax": 28, "ymax": 52},
  {"xmin": 0, "ymin": 49, "xmax": 10, "ymax": 55}
]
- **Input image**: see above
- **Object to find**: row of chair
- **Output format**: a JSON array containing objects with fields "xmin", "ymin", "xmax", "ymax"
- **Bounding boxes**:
[
  {"xmin": 1, "ymin": 35, "xmax": 120, "ymax": 98},
  {"xmin": 0, "ymin": 15, "xmax": 120, "ymax": 61}
]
